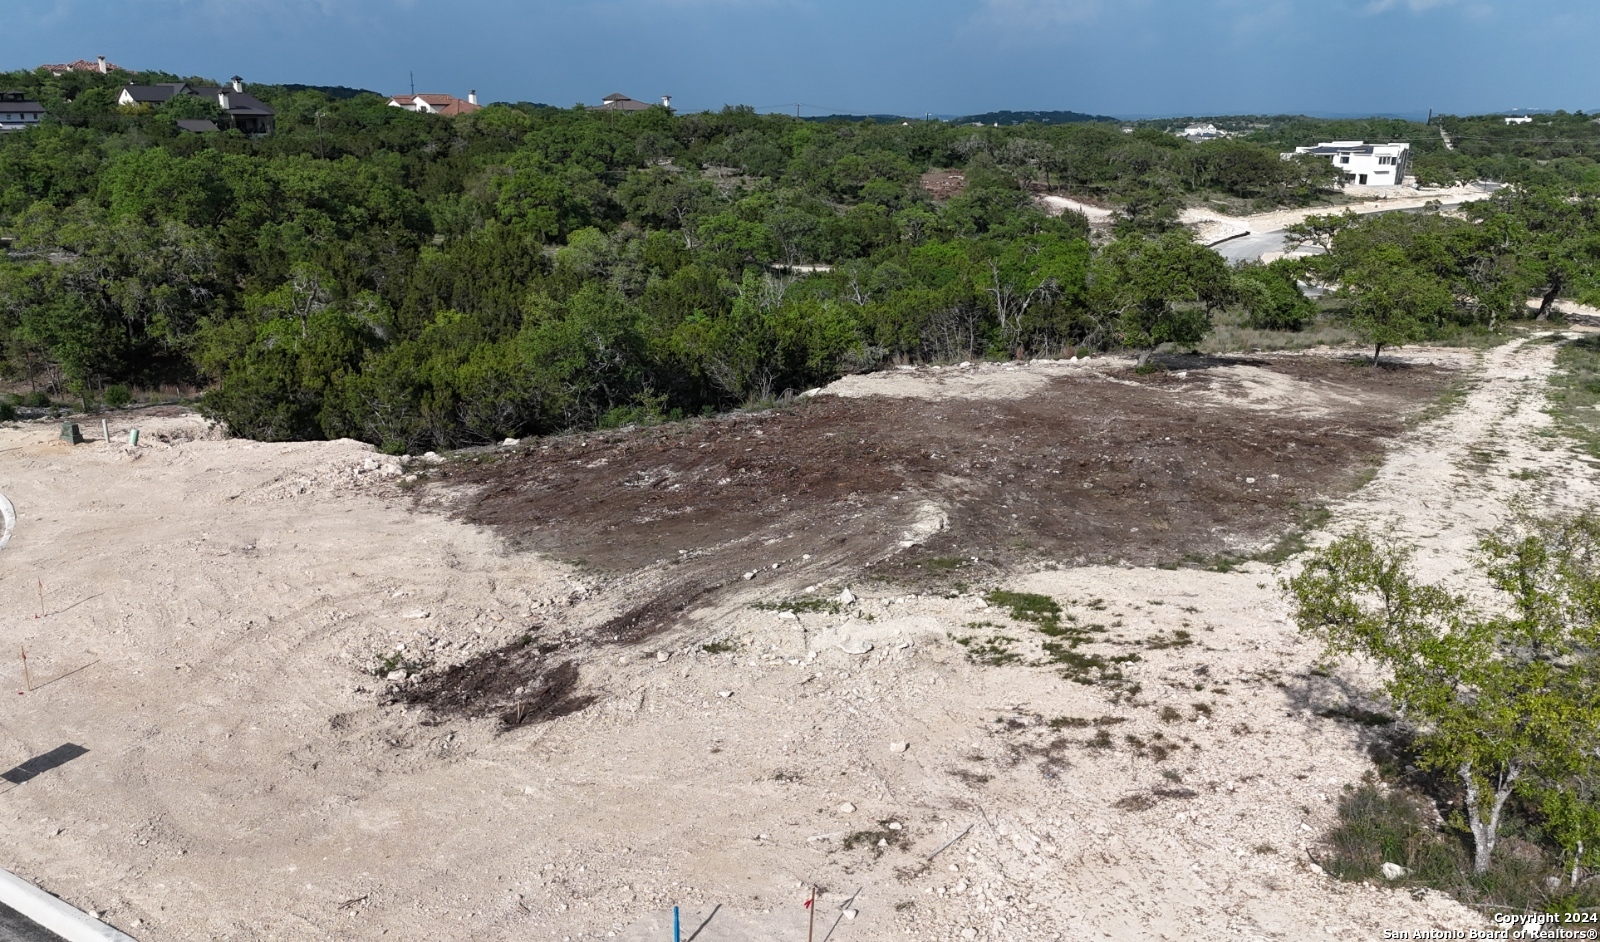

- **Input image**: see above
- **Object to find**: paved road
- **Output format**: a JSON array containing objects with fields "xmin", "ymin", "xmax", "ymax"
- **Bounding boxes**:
[
  {"xmin": 0, "ymin": 902, "xmax": 66, "ymax": 942},
  {"xmin": 1214, "ymin": 189, "xmax": 1501, "ymax": 265},
  {"xmin": 1215, "ymin": 229, "xmax": 1304, "ymax": 264}
]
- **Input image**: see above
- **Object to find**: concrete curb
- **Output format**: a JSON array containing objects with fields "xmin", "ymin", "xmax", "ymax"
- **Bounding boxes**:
[
  {"xmin": 0, "ymin": 491, "xmax": 14, "ymax": 553},
  {"xmin": 0, "ymin": 870, "xmax": 135, "ymax": 941}
]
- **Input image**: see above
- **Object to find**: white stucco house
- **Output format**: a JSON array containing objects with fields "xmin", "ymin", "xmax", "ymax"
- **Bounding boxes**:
[
  {"xmin": 387, "ymin": 91, "xmax": 481, "ymax": 116},
  {"xmin": 1504, "ymin": 115, "xmax": 1533, "ymax": 125},
  {"xmin": 1289, "ymin": 141, "xmax": 1411, "ymax": 186}
]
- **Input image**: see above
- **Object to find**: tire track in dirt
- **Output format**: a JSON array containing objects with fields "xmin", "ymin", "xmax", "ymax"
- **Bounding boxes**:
[{"xmin": 1321, "ymin": 335, "xmax": 1600, "ymax": 586}]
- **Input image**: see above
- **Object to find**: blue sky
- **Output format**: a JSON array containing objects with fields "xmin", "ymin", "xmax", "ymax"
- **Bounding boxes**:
[{"xmin": 6, "ymin": 0, "xmax": 1597, "ymax": 118}]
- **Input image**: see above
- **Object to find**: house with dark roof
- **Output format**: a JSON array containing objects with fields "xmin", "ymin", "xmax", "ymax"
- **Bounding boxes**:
[
  {"xmin": 387, "ymin": 91, "xmax": 481, "ymax": 117},
  {"xmin": 592, "ymin": 93, "xmax": 671, "ymax": 113},
  {"xmin": 0, "ymin": 91, "xmax": 46, "ymax": 133},
  {"xmin": 116, "ymin": 77, "xmax": 275, "ymax": 135}
]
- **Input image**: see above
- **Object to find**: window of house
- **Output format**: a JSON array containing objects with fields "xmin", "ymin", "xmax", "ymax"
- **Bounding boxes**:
[{"xmin": 1340, "ymin": 155, "xmax": 1350, "ymax": 163}]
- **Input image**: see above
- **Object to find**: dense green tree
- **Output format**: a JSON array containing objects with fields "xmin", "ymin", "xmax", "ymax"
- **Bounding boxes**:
[
  {"xmin": 1286, "ymin": 513, "xmax": 1600, "ymax": 875},
  {"xmin": 1091, "ymin": 231, "xmax": 1233, "ymax": 364}
]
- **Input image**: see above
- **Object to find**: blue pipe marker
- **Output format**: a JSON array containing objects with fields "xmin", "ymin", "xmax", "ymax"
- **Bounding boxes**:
[{"xmin": 673, "ymin": 905, "xmax": 681, "ymax": 942}]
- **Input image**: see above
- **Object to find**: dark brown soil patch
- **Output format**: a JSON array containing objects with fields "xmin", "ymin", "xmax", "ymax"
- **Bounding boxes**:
[
  {"xmin": 427, "ymin": 356, "xmax": 1454, "ymax": 594},
  {"xmin": 400, "ymin": 638, "xmax": 595, "ymax": 728}
]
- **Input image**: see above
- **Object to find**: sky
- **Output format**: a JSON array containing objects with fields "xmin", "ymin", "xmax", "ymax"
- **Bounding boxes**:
[{"xmin": 6, "ymin": 0, "xmax": 1599, "ymax": 118}]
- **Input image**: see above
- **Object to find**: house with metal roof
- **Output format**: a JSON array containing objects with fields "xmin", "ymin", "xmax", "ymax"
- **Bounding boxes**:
[
  {"xmin": 116, "ymin": 77, "xmax": 275, "ymax": 135},
  {"xmin": 0, "ymin": 91, "xmax": 46, "ymax": 133},
  {"xmin": 387, "ymin": 91, "xmax": 481, "ymax": 116},
  {"xmin": 1289, "ymin": 141, "xmax": 1410, "ymax": 187},
  {"xmin": 592, "ymin": 93, "xmax": 671, "ymax": 113}
]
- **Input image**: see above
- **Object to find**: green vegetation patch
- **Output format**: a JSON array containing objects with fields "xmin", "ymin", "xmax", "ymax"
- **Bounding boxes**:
[{"xmin": 1548, "ymin": 335, "xmax": 1600, "ymax": 458}]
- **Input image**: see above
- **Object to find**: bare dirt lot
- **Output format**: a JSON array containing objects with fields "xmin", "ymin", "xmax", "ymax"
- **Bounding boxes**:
[
  {"xmin": 0, "ymin": 340, "xmax": 1586, "ymax": 942},
  {"xmin": 434, "ymin": 355, "xmax": 1454, "ymax": 584}
]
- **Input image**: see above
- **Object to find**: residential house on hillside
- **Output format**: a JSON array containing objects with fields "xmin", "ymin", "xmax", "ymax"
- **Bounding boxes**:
[
  {"xmin": 1289, "ymin": 141, "xmax": 1411, "ymax": 186},
  {"xmin": 117, "ymin": 77, "xmax": 275, "ymax": 134},
  {"xmin": 592, "ymin": 93, "xmax": 671, "ymax": 112},
  {"xmin": 387, "ymin": 91, "xmax": 481, "ymax": 116},
  {"xmin": 0, "ymin": 91, "xmax": 45, "ymax": 133},
  {"xmin": 1178, "ymin": 123, "xmax": 1225, "ymax": 142},
  {"xmin": 1504, "ymin": 115, "xmax": 1534, "ymax": 125},
  {"xmin": 40, "ymin": 55, "xmax": 130, "ymax": 75}
]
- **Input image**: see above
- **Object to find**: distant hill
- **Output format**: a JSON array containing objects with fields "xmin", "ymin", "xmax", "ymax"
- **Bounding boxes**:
[
  {"xmin": 953, "ymin": 110, "xmax": 1119, "ymax": 126},
  {"xmin": 278, "ymin": 84, "xmax": 382, "ymax": 100},
  {"xmin": 799, "ymin": 114, "xmax": 926, "ymax": 124}
]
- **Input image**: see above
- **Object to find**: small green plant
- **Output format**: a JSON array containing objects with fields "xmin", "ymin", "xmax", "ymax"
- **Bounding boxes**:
[
  {"xmin": 752, "ymin": 598, "xmax": 844, "ymax": 615},
  {"xmin": 103, "ymin": 384, "xmax": 131, "ymax": 408},
  {"xmin": 21, "ymin": 391, "xmax": 50, "ymax": 408},
  {"xmin": 1145, "ymin": 629, "xmax": 1194, "ymax": 650},
  {"xmin": 1159, "ymin": 705, "xmax": 1183, "ymax": 723},
  {"xmin": 701, "ymin": 640, "xmax": 738, "ymax": 655},
  {"xmin": 0, "ymin": 403, "xmax": 14, "ymax": 422},
  {"xmin": 954, "ymin": 634, "xmax": 1022, "ymax": 666}
]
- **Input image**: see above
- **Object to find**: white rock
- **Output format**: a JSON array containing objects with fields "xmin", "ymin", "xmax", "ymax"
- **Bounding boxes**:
[
  {"xmin": 656, "ymin": 651, "xmax": 670, "ymax": 662},
  {"xmin": 777, "ymin": 612, "xmax": 798, "ymax": 621},
  {"xmin": 800, "ymin": 388, "xmax": 822, "ymax": 398},
  {"xmin": 1380, "ymin": 862, "xmax": 1407, "ymax": 880},
  {"xmin": 890, "ymin": 741, "xmax": 909, "ymax": 754},
  {"xmin": 842, "ymin": 909, "xmax": 858, "ymax": 920},
  {"xmin": 959, "ymin": 361, "xmax": 972, "ymax": 368},
  {"xmin": 717, "ymin": 690, "xmax": 733, "ymax": 698},
  {"xmin": 962, "ymin": 929, "xmax": 978, "ymax": 941},
  {"xmin": 386, "ymin": 670, "xmax": 408, "ymax": 681},
  {"xmin": 742, "ymin": 571, "xmax": 755, "ymax": 581},
  {"xmin": 838, "ymin": 641, "xmax": 874, "ymax": 655},
  {"xmin": 839, "ymin": 588, "xmax": 857, "ymax": 605},
  {"xmin": 839, "ymin": 802, "xmax": 856, "ymax": 814},
  {"xmin": 403, "ymin": 610, "xmax": 431, "ymax": 619},
  {"xmin": 1246, "ymin": 477, "xmax": 1256, "ymax": 484},
  {"xmin": 888, "ymin": 822, "xmax": 903, "ymax": 830}
]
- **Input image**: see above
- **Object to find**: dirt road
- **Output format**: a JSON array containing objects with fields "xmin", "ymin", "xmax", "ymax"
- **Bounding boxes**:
[{"xmin": 0, "ymin": 340, "xmax": 1585, "ymax": 941}]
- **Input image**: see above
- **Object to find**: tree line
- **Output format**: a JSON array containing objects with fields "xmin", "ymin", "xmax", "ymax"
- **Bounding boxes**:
[{"xmin": 0, "ymin": 69, "xmax": 1597, "ymax": 450}]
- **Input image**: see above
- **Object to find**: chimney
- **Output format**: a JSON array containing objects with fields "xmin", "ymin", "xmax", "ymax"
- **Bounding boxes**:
[
  {"xmin": 231, "ymin": 76, "xmax": 243, "ymax": 93},
  {"xmin": 661, "ymin": 95, "xmax": 672, "ymax": 109},
  {"xmin": 468, "ymin": 90, "xmax": 477, "ymax": 106},
  {"xmin": 97, "ymin": 55, "xmax": 107, "ymax": 74}
]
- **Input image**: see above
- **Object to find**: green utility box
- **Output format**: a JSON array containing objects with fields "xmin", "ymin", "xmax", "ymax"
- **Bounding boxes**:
[{"xmin": 59, "ymin": 423, "xmax": 82, "ymax": 444}]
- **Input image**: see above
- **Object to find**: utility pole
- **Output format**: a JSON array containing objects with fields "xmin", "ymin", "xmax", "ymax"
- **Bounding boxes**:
[{"xmin": 410, "ymin": 71, "xmax": 415, "ymax": 96}]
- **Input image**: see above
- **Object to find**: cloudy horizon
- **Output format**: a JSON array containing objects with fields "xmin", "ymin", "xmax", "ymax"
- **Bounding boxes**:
[{"xmin": 5, "ymin": 0, "xmax": 1595, "ymax": 118}]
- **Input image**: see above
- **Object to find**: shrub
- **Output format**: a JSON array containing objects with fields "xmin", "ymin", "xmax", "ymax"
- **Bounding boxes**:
[{"xmin": 103, "ymin": 385, "xmax": 131, "ymax": 408}]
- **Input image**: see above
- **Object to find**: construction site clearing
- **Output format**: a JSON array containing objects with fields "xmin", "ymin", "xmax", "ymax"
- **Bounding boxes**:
[{"xmin": 0, "ymin": 341, "xmax": 1592, "ymax": 941}]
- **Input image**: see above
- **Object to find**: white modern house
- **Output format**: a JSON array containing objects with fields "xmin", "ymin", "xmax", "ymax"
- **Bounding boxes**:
[
  {"xmin": 1179, "ymin": 122, "xmax": 1224, "ymax": 142},
  {"xmin": 1290, "ymin": 141, "xmax": 1411, "ymax": 186},
  {"xmin": 1504, "ymin": 115, "xmax": 1534, "ymax": 125}
]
